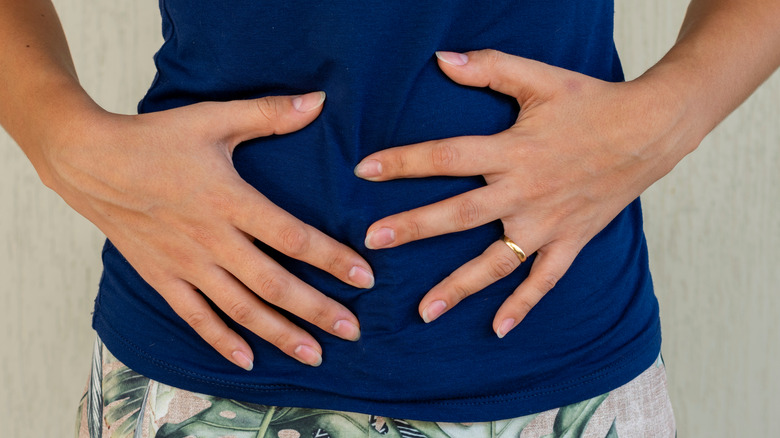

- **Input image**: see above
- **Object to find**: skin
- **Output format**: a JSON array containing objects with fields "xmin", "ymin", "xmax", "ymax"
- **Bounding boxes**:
[
  {"xmin": 0, "ymin": 0, "xmax": 373, "ymax": 370},
  {"xmin": 356, "ymin": 0, "xmax": 780, "ymax": 337},
  {"xmin": 1, "ymin": 0, "xmax": 779, "ymax": 368}
]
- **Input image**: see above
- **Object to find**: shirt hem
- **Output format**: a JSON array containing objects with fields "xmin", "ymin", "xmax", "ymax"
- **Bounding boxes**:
[{"xmin": 93, "ymin": 308, "xmax": 661, "ymax": 422}]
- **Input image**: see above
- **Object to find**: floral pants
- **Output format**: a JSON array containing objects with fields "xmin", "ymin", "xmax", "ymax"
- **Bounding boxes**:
[{"xmin": 77, "ymin": 338, "xmax": 676, "ymax": 438}]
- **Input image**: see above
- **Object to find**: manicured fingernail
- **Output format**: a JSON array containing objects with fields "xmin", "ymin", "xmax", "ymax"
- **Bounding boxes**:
[
  {"xmin": 354, "ymin": 159, "xmax": 382, "ymax": 179},
  {"xmin": 436, "ymin": 51, "xmax": 469, "ymax": 66},
  {"xmin": 294, "ymin": 345, "xmax": 323, "ymax": 367},
  {"xmin": 232, "ymin": 351, "xmax": 254, "ymax": 371},
  {"xmin": 348, "ymin": 265, "xmax": 375, "ymax": 289},
  {"xmin": 497, "ymin": 318, "xmax": 516, "ymax": 339},
  {"xmin": 333, "ymin": 320, "xmax": 361, "ymax": 341},
  {"xmin": 422, "ymin": 300, "xmax": 448, "ymax": 323},
  {"xmin": 292, "ymin": 91, "xmax": 326, "ymax": 112},
  {"xmin": 365, "ymin": 227, "xmax": 396, "ymax": 249}
]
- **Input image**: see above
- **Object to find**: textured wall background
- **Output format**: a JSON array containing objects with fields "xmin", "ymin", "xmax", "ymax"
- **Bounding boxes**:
[{"xmin": 1, "ymin": 0, "xmax": 778, "ymax": 435}]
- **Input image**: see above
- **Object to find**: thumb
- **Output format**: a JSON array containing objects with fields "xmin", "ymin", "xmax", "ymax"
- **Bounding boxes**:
[
  {"xmin": 435, "ymin": 49, "xmax": 557, "ymax": 102},
  {"xmin": 219, "ymin": 91, "xmax": 326, "ymax": 146}
]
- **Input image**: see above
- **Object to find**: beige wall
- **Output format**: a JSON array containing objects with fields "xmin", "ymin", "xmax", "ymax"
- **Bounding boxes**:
[
  {"xmin": 616, "ymin": 1, "xmax": 780, "ymax": 435},
  {"xmin": 1, "ymin": 0, "xmax": 778, "ymax": 435}
]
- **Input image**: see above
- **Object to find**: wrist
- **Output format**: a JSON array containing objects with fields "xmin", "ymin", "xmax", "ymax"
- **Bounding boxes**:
[
  {"xmin": 627, "ymin": 65, "xmax": 709, "ymax": 158},
  {"xmin": 633, "ymin": 60, "xmax": 713, "ymax": 147},
  {"xmin": 12, "ymin": 78, "xmax": 110, "ymax": 188},
  {"xmin": 596, "ymin": 71, "xmax": 705, "ymax": 191}
]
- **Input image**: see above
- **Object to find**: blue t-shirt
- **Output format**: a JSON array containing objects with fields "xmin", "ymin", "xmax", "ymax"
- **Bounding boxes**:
[{"xmin": 93, "ymin": 0, "xmax": 661, "ymax": 422}]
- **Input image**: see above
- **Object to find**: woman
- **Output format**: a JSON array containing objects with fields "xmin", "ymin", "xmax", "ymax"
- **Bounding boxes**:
[{"xmin": 1, "ymin": 0, "xmax": 778, "ymax": 436}]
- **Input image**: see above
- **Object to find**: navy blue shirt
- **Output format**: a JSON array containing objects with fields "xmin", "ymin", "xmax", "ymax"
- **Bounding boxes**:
[{"xmin": 93, "ymin": 0, "xmax": 661, "ymax": 422}]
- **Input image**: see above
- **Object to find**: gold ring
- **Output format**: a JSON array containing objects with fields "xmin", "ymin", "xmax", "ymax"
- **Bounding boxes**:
[{"xmin": 501, "ymin": 235, "xmax": 527, "ymax": 263}]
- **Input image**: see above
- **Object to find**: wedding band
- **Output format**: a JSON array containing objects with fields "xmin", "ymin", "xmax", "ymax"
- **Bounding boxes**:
[{"xmin": 501, "ymin": 235, "xmax": 527, "ymax": 263}]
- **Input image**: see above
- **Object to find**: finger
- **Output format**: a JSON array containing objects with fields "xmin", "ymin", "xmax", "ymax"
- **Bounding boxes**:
[
  {"xmin": 216, "ymin": 91, "xmax": 327, "ymax": 148},
  {"xmin": 435, "ymin": 49, "xmax": 558, "ymax": 101},
  {"xmin": 195, "ymin": 266, "xmax": 329, "ymax": 367},
  {"xmin": 493, "ymin": 242, "xmax": 578, "ymax": 338},
  {"xmin": 354, "ymin": 134, "xmax": 509, "ymax": 181},
  {"xmin": 418, "ymin": 240, "xmax": 522, "ymax": 323},
  {"xmin": 364, "ymin": 185, "xmax": 510, "ymax": 249},
  {"xmin": 158, "ymin": 278, "xmax": 257, "ymax": 370},
  {"xmin": 217, "ymin": 235, "xmax": 362, "ymax": 343},
  {"xmin": 231, "ymin": 181, "xmax": 375, "ymax": 289}
]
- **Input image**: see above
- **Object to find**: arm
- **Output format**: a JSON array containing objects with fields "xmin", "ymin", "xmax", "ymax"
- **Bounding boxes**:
[
  {"xmin": 354, "ymin": 0, "xmax": 780, "ymax": 336},
  {"xmin": 0, "ymin": 0, "xmax": 373, "ymax": 368},
  {"xmin": 643, "ymin": 0, "xmax": 780, "ymax": 140},
  {"xmin": 0, "ymin": 0, "xmax": 98, "ymax": 175}
]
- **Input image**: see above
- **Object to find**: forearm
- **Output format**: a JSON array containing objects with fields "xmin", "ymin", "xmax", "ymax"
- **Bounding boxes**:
[
  {"xmin": 637, "ymin": 0, "xmax": 780, "ymax": 144},
  {"xmin": 0, "ymin": 0, "xmax": 102, "ymax": 183}
]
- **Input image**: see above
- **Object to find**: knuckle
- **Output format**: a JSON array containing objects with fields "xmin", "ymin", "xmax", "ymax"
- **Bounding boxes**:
[
  {"xmin": 168, "ymin": 248, "xmax": 196, "ymax": 270},
  {"xmin": 204, "ymin": 188, "xmax": 238, "ymax": 219},
  {"xmin": 258, "ymin": 275, "xmax": 291, "ymax": 304},
  {"xmin": 278, "ymin": 224, "xmax": 311, "ymax": 257},
  {"xmin": 253, "ymin": 97, "xmax": 281, "ymax": 124},
  {"xmin": 489, "ymin": 254, "xmax": 517, "ymax": 279},
  {"xmin": 227, "ymin": 302, "xmax": 254, "ymax": 325},
  {"xmin": 269, "ymin": 330, "xmax": 294, "ymax": 350},
  {"xmin": 206, "ymin": 332, "xmax": 229, "ymax": 352},
  {"xmin": 514, "ymin": 296, "xmax": 534, "ymax": 316},
  {"xmin": 184, "ymin": 310, "xmax": 210, "ymax": 330},
  {"xmin": 453, "ymin": 198, "xmax": 482, "ymax": 229},
  {"xmin": 536, "ymin": 271, "xmax": 560, "ymax": 292},
  {"xmin": 525, "ymin": 178, "xmax": 552, "ymax": 201},
  {"xmin": 144, "ymin": 270, "xmax": 172, "ymax": 288},
  {"xmin": 452, "ymin": 283, "xmax": 473, "ymax": 302},
  {"xmin": 563, "ymin": 77, "xmax": 586, "ymax": 94},
  {"xmin": 394, "ymin": 152, "xmax": 409, "ymax": 174},
  {"xmin": 485, "ymin": 49, "xmax": 503, "ymax": 69},
  {"xmin": 324, "ymin": 248, "xmax": 347, "ymax": 274},
  {"xmin": 405, "ymin": 217, "xmax": 424, "ymax": 240},
  {"xmin": 185, "ymin": 224, "xmax": 219, "ymax": 249},
  {"xmin": 307, "ymin": 305, "xmax": 331, "ymax": 327},
  {"xmin": 430, "ymin": 142, "xmax": 459, "ymax": 172}
]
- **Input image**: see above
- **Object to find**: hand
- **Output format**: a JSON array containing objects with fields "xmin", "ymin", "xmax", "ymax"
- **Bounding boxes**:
[
  {"xmin": 355, "ymin": 49, "xmax": 697, "ymax": 338},
  {"xmin": 40, "ymin": 92, "xmax": 374, "ymax": 368}
]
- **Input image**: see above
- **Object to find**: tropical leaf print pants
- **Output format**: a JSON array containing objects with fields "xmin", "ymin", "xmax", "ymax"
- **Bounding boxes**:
[{"xmin": 76, "ymin": 338, "xmax": 676, "ymax": 438}]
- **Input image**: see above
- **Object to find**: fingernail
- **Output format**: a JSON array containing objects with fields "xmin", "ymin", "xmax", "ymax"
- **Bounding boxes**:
[
  {"xmin": 294, "ymin": 345, "xmax": 323, "ymax": 367},
  {"xmin": 292, "ymin": 91, "xmax": 326, "ymax": 112},
  {"xmin": 497, "ymin": 318, "xmax": 516, "ymax": 339},
  {"xmin": 348, "ymin": 266, "xmax": 375, "ymax": 289},
  {"xmin": 436, "ymin": 51, "xmax": 469, "ymax": 66},
  {"xmin": 232, "ymin": 351, "xmax": 254, "ymax": 371},
  {"xmin": 422, "ymin": 300, "xmax": 448, "ymax": 323},
  {"xmin": 354, "ymin": 159, "xmax": 382, "ymax": 179},
  {"xmin": 365, "ymin": 227, "xmax": 396, "ymax": 249},
  {"xmin": 333, "ymin": 320, "xmax": 361, "ymax": 341}
]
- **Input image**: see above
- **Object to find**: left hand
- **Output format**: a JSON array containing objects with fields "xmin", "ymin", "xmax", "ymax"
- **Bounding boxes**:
[{"xmin": 354, "ymin": 49, "xmax": 698, "ymax": 338}]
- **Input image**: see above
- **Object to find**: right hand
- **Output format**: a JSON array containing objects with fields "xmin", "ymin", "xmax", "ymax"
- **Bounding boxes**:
[{"xmin": 38, "ymin": 92, "xmax": 373, "ymax": 369}]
